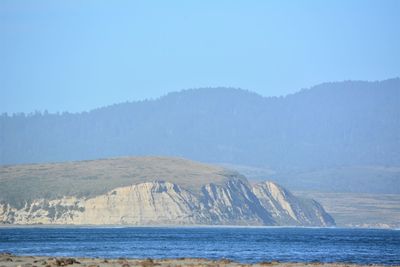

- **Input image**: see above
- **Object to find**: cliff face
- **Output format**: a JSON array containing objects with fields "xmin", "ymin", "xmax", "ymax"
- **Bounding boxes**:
[
  {"xmin": 252, "ymin": 182, "xmax": 335, "ymax": 226},
  {"xmin": 0, "ymin": 179, "xmax": 334, "ymax": 226}
]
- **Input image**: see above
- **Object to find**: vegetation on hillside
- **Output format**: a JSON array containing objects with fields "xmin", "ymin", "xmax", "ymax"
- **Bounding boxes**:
[{"xmin": 0, "ymin": 156, "xmax": 243, "ymax": 208}]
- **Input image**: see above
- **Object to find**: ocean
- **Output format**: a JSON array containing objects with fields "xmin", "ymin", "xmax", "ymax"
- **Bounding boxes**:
[{"xmin": 0, "ymin": 227, "xmax": 399, "ymax": 265}]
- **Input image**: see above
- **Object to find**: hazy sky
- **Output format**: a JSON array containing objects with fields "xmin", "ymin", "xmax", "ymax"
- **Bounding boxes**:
[{"xmin": 1, "ymin": 0, "xmax": 399, "ymax": 113}]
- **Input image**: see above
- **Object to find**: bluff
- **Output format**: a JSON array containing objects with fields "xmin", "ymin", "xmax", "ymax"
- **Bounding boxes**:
[{"xmin": 0, "ymin": 157, "xmax": 334, "ymax": 226}]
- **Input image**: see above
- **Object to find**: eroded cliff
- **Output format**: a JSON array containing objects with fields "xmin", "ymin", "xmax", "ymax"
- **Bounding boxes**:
[{"xmin": 0, "ymin": 179, "xmax": 334, "ymax": 226}]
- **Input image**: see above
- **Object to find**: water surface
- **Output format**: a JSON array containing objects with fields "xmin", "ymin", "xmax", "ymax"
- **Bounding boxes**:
[{"xmin": 0, "ymin": 227, "xmax": 399, "ymax": 265}]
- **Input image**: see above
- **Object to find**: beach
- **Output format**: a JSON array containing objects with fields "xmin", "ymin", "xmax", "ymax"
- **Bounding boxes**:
[{"xmin": 1, "ymin": 254, "xmax": 398, "ymax": 267}]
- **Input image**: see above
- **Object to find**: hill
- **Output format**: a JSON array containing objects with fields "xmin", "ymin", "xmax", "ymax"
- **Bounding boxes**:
[
  {"xmin": 1, "ymin": 78, "xmax": 399, "ymax": 193},
  {"xmin": 0, "ymin": 156, "xmax": 239, "ymax": 208},
  {"xmin": 0, "ymin": 157, "xmax": 334, "ymax": 226}
]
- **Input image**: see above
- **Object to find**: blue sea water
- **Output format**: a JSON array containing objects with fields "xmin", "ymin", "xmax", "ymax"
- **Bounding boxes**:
[{"xmin": 0, "ymin": 227, "xmax": 399, "ymax": 265}]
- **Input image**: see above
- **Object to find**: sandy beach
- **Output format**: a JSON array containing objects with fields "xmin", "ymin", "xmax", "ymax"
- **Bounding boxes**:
[{"xmin": 0, "ymin": 254, "xmax": 397, "ymax": 267}]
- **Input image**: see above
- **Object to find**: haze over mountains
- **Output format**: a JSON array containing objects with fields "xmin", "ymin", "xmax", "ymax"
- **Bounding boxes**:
[{"xmin": 1, "ymin": 78, "xmax": 399, "ymax": 194}]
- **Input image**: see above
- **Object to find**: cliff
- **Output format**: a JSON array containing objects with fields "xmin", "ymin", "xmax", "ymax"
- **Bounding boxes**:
[
  {"xmin": 0, "ymin": 157, "xmax": 334, "ymax": 226},
  {"xmin": 253, "ymin": 182, "xmax": 335, "ymax": 226}
]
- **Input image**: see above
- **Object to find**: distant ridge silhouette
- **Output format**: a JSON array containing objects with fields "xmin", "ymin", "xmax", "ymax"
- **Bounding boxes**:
[{"xmin": 1, "ymin": 78, "xmax": 399, "ymax": 171}]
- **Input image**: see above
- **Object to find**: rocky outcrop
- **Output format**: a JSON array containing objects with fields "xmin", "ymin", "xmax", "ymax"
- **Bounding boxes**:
[
  {"xmin": 0, "ymin": 179, "xmax": 335, "ymax": 226},
  {"xmin": 252, "ymin": 182, "xmax": 335, "ymax": 226}
]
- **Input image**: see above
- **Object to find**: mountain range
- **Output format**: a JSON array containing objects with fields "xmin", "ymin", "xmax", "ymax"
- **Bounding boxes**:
[{"xmin": 1, "ymin": 78, "xmax": 399, "ymax": 193}]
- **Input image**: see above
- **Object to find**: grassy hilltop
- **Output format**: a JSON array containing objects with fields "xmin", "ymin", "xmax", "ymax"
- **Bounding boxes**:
[{"xmin": 0, "ymin": 156, "xmax": 244, "ymax": 208}]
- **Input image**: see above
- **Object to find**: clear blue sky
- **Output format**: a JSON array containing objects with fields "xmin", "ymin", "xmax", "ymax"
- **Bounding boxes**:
[{"xmin": 1, "ymin": 0, "xmax": 399, "ymax": 113}]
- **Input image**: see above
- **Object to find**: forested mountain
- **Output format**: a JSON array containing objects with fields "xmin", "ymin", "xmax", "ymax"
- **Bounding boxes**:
[{"xmin": 1, "ymin": 79, "xmax": 399, "ymax": 172}]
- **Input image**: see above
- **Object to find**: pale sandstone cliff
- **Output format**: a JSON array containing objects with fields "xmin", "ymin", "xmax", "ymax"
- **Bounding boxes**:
[
  {"xmin": 252, "ymin": 181, "xmax": 335, "ymax": 226},
  {"xmin": 0, "ymin": 179, "xmax": 334, "ymax": 226}
]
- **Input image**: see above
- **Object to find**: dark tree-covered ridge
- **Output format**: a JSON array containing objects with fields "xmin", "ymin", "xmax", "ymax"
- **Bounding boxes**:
[{"xmin": 1, "ymin": 78, "xmax": 399, "ymax": 171}]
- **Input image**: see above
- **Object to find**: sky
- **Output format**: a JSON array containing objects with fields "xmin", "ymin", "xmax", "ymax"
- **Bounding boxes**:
[{"xmin": 0, "ymin": 0, "xmax": 399, "ymax": 114}]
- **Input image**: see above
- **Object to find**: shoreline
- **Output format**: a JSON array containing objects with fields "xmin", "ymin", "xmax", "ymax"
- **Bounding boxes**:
[
  {"xmin": 0, "ymin": 254, "xmax": 398, "ymax": 267},
  {"xmin": 0, "ymin": 224, "xmax": 398, "ymax": 230}
]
